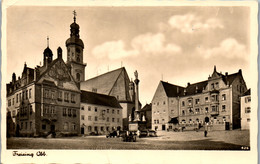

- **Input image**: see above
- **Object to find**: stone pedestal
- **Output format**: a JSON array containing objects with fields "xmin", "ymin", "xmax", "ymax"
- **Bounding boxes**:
[{"xmin": 129, "ymin": 121, "xmax": 147, "ymax": 131}]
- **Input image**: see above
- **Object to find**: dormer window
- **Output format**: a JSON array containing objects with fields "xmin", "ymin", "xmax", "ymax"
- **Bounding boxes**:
[
  {"xmin": 211, "ymin": 83, "xmax": 215, "ymax": 90},
  {"xmin": 215, "ymin": 82, "xmax": 219, "ymax": 89}
]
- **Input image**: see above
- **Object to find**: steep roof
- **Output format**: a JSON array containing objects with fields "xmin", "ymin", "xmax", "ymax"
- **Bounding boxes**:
[
  {"xmin": 160, "ymin": 69, "xmax": 242, "ymax": 97},
  {"xmin": 140, "ymin": 103, "xmax": 151, "ymax": 112},
  {"xmin": 80, "ymin": 67, "xmax": 129, "ymax": 95},
  {"xmin": 242, "ymin": 89, "xmax": 251, "ymax": 96},
  {"xmin": 161, "ymin": 81, "xmax": 184, "ymax": 97},
  {"xmin": 182, "ymin": 80, "xmax": 208, "ymax": 96},
  {"xmin": 222, "ymin": 72, "xmax": 240, "ymax": 85},
  {"xmin": 81, "ymin": 90, "xmax": 122, "ymax": 109}
]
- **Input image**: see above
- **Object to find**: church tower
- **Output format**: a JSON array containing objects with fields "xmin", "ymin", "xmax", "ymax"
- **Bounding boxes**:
[
  {"xmin": 43, "ymin": 36, "xmax": 53, "ymax": 67},
  {"xmin": 66, "ymin": 11, "xmax": 86, "ymax": 82}
]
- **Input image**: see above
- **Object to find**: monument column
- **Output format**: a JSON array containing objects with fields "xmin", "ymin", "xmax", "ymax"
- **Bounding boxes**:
[{"xmin": 134, "ymin": 70, "xmax": 140, "ymax": 121}]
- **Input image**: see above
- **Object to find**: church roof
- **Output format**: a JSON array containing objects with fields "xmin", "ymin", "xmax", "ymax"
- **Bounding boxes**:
[
  {"xmin": 81, "ymin": 67, "xmax": 128, "ymax": 95},
  {"xmin": 81, "ymin": 90, "xmax": 122, "ymax": 109}
]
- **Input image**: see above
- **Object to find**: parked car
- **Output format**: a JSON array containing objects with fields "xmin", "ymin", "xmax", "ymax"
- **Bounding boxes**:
[
  {"xmin": 119, "ymin": 130, "xmax": 127, "ymax": 137},
  {"xmin": 122, "ymin": 131, "xmax": 137, "ymax": 142},
  {"xmin": 139, "ymin": 131, "xmax": 148, "ymax": 138},
  {"xmin": 106, "ymin": 131, "xmax": 117, "ymax": 138},
  {"xmin": 148, "ymin": 130, "xmax": 157, "ymax": 137}
]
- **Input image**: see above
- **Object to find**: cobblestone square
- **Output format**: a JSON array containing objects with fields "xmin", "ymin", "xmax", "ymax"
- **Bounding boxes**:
[{"xmin": 7, "ymin": 130, "xmax": 249, "ymax": 150}]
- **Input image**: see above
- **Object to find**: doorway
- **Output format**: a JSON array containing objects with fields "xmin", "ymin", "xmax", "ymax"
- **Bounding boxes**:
[
  {"xmin": 51, "ymin": 125, "xmax": 55, "ymax": 132},
  {"xmin": 162, "ymin": 125, "xmax": 166, "ymax": 130},
  {"xmin": 225, "ymin": 122, "xmax": 230, "ymax": 130},
  {"xmin": 81, "ymin": 127, "xmax": 84, "ymax": 134},
  {"xmin": 205, "ymin": 117, "xmax": 210, "ymax": 123}
]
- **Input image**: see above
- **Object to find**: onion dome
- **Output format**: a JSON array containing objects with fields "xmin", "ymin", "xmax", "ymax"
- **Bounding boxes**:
[
  {"xmin": 70, "ymin": 22, "xmax": 79, "ymax": 30},
  {"xmin": 44, "ymin": 47, "xmax": 53, "ymax": 55},
  {"xmin": 66, "ymin": 11, "xmax": 84, "ymax": 48}
]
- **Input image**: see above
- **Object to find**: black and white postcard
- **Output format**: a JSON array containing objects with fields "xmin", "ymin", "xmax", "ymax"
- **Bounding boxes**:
[{"xmin": 1, "ymin": 0, "xmax": 258, "ymax": 163}]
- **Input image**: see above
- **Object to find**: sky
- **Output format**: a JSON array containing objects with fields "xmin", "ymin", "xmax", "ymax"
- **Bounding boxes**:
[{"xmin": 6, "ymin": 6, "xmax": 252, "ymax": 105}]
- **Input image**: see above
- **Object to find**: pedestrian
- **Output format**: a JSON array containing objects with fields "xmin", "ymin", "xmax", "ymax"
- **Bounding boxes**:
[
  {"xmin": 204, "ymin": 130, "xmax": 207, "ymax": 137},
  {"xmin": 137, "ymin": 130, "xmax": 140, "ymax": 137}
]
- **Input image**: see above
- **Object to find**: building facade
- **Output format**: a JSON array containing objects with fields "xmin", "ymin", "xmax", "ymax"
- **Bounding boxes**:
[
  {"xmin": 80, "ymin": 91, "xmax": 122, "ymax": 135},
  {"xmin": 140, "ymin": 103, "xmax": 152, "ymax": 130},
  {"xmin": 6, "ymin": 14, "xmax": 84, "ymax": 137},
  {"xmin": 240, "ymin": 89, "xmax": 251, "ymax": 130},
  {"xmin": 80, "ymin": 67, "xmax": 141, "ymax": 130},
  {"xmin": 151, "ymin": 66, "xmax": 247, "ymax": 131}
]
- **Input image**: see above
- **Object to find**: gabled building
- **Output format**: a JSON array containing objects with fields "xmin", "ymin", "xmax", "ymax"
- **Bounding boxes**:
[
  {"xmin": 6, "ymin": 48, "xmax": 81, "ymax": 137},
  {"xmin": 80, "ymin": 67, "xmax": 140, "ymax": 130},
  {"xmin": 151, "ymin": 66, "xmax": 247, "ymax": 131},
  {"xmin": 151, "ymin": 81, "xmax": 184, "ymax": 131},
  {"xmin": 240, "ymin": 89, "xmax": 251, "ymax": 130},
  {"xmin": 80, "ymin": 90, "xmax": 122, "ymax": 135},
  {"xmin": 6, "ymin": 13, "xmax": 85, "ymax": 137}
]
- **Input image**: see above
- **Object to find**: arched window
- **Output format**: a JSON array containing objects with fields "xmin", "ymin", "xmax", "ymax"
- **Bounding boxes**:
[
  {"xmin": 77, "ymin": 54, "xmax": 80, "ymax": 62},
  {"xmin": 76, "ymin": 73, "xmax": 80, "ymax": 81}
]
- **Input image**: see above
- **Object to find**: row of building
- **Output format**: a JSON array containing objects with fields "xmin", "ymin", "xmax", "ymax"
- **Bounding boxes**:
[
  {"xmin": 6, "ymin": 12, "xmax": 250, "ymax": 137},
  {"xmin": 151, "ymin": 67, "xmax": 251, "ymax": 131},
  {"xmin": 6, "ymin": 13, "xmax": 142, "ymax": 137}
]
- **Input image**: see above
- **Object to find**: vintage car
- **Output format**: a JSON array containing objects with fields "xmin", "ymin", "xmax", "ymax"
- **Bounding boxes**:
[
  {"xmin": 122, "ymin": 132, "xmax": 137, "ymax": 142},
  {"xmin": 139, "ymin": 131, "xmax": 148, "ymax": 138},
  {"xmin": 106, "ymin": 131, "xmax": 118, "ymax": 138},
  {"xmin": 148, "ymin": 130, "xmax": 157, "ymax": 137}
]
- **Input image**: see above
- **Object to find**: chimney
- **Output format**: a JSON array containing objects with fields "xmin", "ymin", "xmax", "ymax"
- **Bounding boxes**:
[
  {"xmin": 12, "ymin": 73, "xmax": 16, "ymax": 84},
  {"xmin": 34, "ymin": 68, "xmax": 37, "ymax": 81},
  {"xmin": 27, "ymin": 69, "xmax": 30, "ymax": 84},
  {"xmin": 225, "ymin": 72, "xmax": 228, "ymax": 76},
  {"xmin": 57, "ymin": 47, "xmax": 62, "ymax": 59},
  {"xmin": 187, "ymin": 82, "xmax": 190, "ymax": 86}
]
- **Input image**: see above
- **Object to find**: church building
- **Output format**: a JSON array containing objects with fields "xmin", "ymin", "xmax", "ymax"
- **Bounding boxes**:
[{"xmin": 80, "ymin": 67, "xmax": 141, "ymax": 130}]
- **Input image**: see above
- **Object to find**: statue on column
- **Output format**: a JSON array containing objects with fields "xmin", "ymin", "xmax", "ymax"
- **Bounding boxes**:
[{"xmin": 134, "ymin": 70, "xmax": 138, "ymax": 80}]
